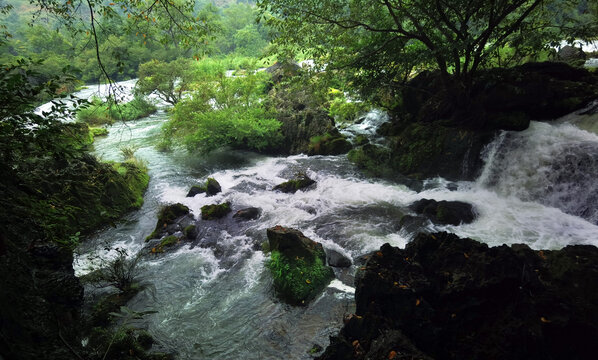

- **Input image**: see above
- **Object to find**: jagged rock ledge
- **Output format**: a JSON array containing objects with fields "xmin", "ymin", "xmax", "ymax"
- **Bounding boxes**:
[{"xmin": 319, "ymin": 232, "xmax": 598, "ymax": 360}]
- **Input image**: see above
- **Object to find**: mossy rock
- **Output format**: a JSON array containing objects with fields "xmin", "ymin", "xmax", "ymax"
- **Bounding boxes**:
[
  {"xmin": 186, "ymin": 185, "xmax": 206, "ymax": 197},
  {"xmin": 186, "ymin": 177, "xmax": 221, "ymax": 197},
  {"xmin": 266, "ymin": 226, "xmax": 334, "ymax": 305},
  {"xmin": 183, "ymin": 225, "xmax": 197, "ymax": 239},
  {"xmin": 308, "ymin": 132, "xmax": 352, "ymax": 156},
  {"xmin": 201, "ymin": 202, "xmax": 231, "ymax": 220},
  {"xmin": 205, "ymin": 177, "xmax": 222, "ymax": 196},
  {"xmin": 273, "ymin": 174, "xmax": 316, "ymax": 193},
  {"xmin": 146, "ymin": 204, "xmax": 190, "ymax": 241}
]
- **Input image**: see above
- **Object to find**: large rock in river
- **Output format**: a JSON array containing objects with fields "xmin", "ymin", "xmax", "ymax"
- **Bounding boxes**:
[
  {"xmin": 267, "ymin": 226, "xmax": 334, "ymax": 305},
  {"xmin": 409, "ymin": 199, "xmax": 476, "ymax": 225},
  {"xmin": 318, "ymin": 232, "xmax": 598, "ymax": 360}
]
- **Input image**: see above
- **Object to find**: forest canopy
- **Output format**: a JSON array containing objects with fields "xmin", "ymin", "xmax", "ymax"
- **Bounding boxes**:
[{"xmin": 258, "ymin": 0, "xmax": 598, "ymax": 92}]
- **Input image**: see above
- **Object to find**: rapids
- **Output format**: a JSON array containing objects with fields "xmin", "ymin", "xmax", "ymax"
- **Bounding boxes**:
[{"xmin": 72, "ymin": 81, "xmax": 598, "ymax": 359}]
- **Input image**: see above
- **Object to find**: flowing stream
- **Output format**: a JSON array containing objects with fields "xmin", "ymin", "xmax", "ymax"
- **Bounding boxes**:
[{"xmin": 71, "ymin": 81, "xmax": 598, "ymax": 359}]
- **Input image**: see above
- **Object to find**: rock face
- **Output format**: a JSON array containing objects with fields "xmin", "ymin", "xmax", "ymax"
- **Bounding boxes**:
[
  {"xmin": 557, "ymin": 45, "xmax": 586, "ymax": 66},
  {"xmin": 319, "ymin": 232, "xmax": 598, "ymax": 360},
  {"xmin": 267, "ymin": 78, "xmax": 338, "ymax": 155},
  {"xmin": 267, "ymin": 226, "xmax": 335, "ymax": 305},
  {"xmin": 409, "ymin": 199, "xmax": 476, "ymax": 225},
  {"xmin": 273, "ymin": 174, "xmax": 316, "ymax": 193},
  {"xmin": 265, "ymin": 61, "xmax": 301, "ymax": 83}
]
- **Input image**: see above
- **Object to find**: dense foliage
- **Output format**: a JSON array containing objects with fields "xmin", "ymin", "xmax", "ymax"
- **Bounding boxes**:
[
  {"xmin": 77, "ymin": 96, "xmax": 157, "ymax": 124},
  {"xmin": 258, "ymin": 0, "xmax": 598, "ymax": 96},
  {"xmin": 0, "ymin": 0, "xmax": 270, "ymax": 84},
  {"xmin": 0, "ymin": 59, "xmax": 149, "ymax": 248},
  {"xmin": 160, "ymin": 66, "xmax": 282, "ymax": 153}
]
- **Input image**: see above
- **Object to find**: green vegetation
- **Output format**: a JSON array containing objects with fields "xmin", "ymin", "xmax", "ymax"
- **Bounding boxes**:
[
  {"xmin": 161, "ymin": 70, "xmax": 282, "ymax": 153},
  {"xmin": 267, "ymin": 249, "xmax": 334, "ymax": 305},
  {"xmin": 77, "ymin": 96, "xmax": 157, "ymax": 125},
  {"xmin": 308, "ymin": 132, "xmax": 352, "ymax": 156},
  {"xmin": 0, "ymin": 60, "xmax": 149, "ymax": 249},
  {"xmin": 327, "ymin": 88, "xmax": 371, "ymax": 123},
  {"xmin": 259, "ymin": 0, "xmax": 598, "ymax": 97},
  {"xmin": 90, "ymin": 127, "xmax": 109, "ymax": 138},
  {"xmin": 201, "ymin": 202, "xmax": 232, "ymax": 220}
]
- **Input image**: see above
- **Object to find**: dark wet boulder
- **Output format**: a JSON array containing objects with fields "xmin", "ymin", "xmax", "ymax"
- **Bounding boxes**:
[
  {"xmin": 233, "ymin": 207, "xmax": 261, "ymax": 221},
  {"xmin": 145, "ymin": 203, "xmax": 190, "ymax": 241},
  {"xmin": 273, "ymin": 173, "xmax": 316, "ymax": 193},
  {"xmin": 186, "ymin": 185, "xmax": 206, "ymax": 197},
  {"xmin": 308, "ymin": 131, "xmax": 352, "ymax": 156},
  {"xmin": 409, "ymin": 199, "xmax": 476, "ymax": 225},
  {"xmin": 266, "ymin": 226, "xmax": 334, "ymax": 305},
  {"xmin": 318, "ymin": 232, "xmax": 598, "ymax": 360},
  {"xmin": 205, "ymin": 177, "xmax": 222, "ymax": 196},
  {"xmin": 186, "ymin": 177, "xmax": 222, "ymax": 197},
  {"xmin": 183, "ymin": 225, "xmax": 197, "ymax": 239},
  {"xmin": 201, "ymin": 202, "xmax": 231, "ymax": 220},
  {"xmin": 326, "ymin": 249, "xmax": 352, "ymax": 268}
]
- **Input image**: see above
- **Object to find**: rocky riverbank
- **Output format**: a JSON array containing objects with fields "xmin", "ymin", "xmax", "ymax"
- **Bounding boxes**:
[{"xmin": 318, "ymin": 232, "xmax": 598, "ymax": 360}]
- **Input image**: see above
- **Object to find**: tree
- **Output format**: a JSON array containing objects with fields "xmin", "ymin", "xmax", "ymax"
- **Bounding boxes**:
[
  {"xmin": 258, "ymin": 0, "xmax": 597, "ymax": 88},
  {"xmin": 135, "ymin": 58, "xmax": 195, "ymax": 105}
]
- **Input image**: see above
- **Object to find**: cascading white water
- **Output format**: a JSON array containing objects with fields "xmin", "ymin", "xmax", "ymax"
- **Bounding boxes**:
[
  {"xmin": 72, "ymin": 80, "xmax": 598, "ymax": 359},
  {"xmin": 476, "ymin": 121, "xmax": 598, "ymax": 224}
]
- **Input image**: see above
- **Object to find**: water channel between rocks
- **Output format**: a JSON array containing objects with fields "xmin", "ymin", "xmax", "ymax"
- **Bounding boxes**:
[{"xmin": 72, "ymin": 82, "xmax": 598, "ymax": 359}]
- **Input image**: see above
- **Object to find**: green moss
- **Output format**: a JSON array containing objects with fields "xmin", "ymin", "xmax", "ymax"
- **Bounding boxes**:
[
  {"xmin": 273, "ymin": 174, "xmax": 316, "ymax": 193},
  {"xmin": 146, "ymin": 204, "xmax": 190, "ymax": 241},
  {"xmin": 267, "ymin": 249, "xmax": 334, "ymax": 305},
  {"xmin": 183, "ymin": 225, "xmax": 196, "ymax": 239},
  {"xmin": 160, "ymin": 235, "xmax": 179, "ymax": 248},
  {"xmin": 201, "ymin": 202, "xmax": 231, "ymax": 220},
  {"xmin": 308, "ymin": 132, "xmax": 352, "ymax": 155},
  {"xmin": 347, "ymin": 145, "xmax": 392, "ymax": 177}
]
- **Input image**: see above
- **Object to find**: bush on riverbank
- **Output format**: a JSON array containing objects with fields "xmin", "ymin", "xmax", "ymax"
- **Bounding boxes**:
[
  {"xmin": 161, "ymin": 71, "xmax": 282, "ymax": 153},
  {"xmin": 77, "ymin": 96, "xmax": 157, "ymax": 125}
]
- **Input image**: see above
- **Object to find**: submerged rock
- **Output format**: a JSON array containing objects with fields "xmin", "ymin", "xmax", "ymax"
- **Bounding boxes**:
[
  {"xmin": 201, "ymin": 202, "xmax": 231, "ymax": 220},
  {"xmin": 145, "ymin": 203, "xmax": 190, "ymax": 241},
  {"xmin": 319, "ymin": 232, "xmax": 598, "ymax": 360},
  {"xmin": 266, "ymin": 226, "xmax": 334, "ymax": 305},
  {"xmin": 233, "ymin": 207, "xmax": 261, "ymax": 221},
  {"xmin": 273, "ymin": 173, "xmax": 316, "ymax": 193},
  {"xmin": 409, "ymin": 199, "xmax": 476, "ymax": 225},
  {"xmin": 186, "ymin": 177, "xmax": 222, "ymax": 197}
]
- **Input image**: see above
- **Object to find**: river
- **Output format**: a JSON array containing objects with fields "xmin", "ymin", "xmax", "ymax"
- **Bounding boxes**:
[{"xmin": 71, "ymin": 81, "xmax": 598, "ymax": 359}]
